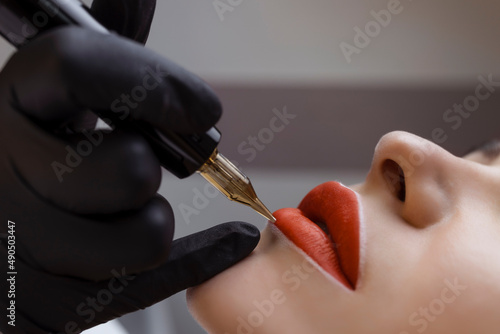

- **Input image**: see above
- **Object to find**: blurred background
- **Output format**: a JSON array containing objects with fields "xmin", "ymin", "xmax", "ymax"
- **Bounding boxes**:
[{"xmin": 2, "ymin": 0, "xmax": 500, "ymax": 332}]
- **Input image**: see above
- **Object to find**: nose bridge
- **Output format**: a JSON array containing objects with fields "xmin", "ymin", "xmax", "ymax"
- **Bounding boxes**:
[{"xmin": 372, "ymin": 131, "xmax": 459, "ymax": 228}]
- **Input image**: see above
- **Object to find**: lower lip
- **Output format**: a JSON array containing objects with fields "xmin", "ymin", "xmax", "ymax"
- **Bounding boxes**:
[{"xmin": 272, "ymin": 182, "xmax": 361, "ymax": 289}]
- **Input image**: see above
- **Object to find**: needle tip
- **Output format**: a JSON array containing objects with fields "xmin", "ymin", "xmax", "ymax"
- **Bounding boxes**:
[{"xmin": 252, "ymin": 201, "xmax": 276, "ymax": 223}]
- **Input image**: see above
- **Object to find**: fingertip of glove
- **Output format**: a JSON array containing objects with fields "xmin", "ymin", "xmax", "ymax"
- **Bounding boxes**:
[
  {"xmin": 226, "ymin": 221, "xmax": 261, "ymax": 240},
  {"xmin": 217, "ymin": 221, "xmax": 261, "ymax": 253}
]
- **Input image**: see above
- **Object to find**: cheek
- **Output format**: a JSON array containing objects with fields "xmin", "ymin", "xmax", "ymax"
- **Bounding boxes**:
[
  {"xmin": 347, "ymin": 192, "xmax": 469, "ymax": 332},
  {"xmin": 404, "ymin": 213, "xmax": 500, "ymax": 333}
]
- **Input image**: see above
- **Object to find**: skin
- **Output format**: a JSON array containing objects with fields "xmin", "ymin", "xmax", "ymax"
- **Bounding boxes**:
[{"xmin": 187, "ymin": 131, "xmax": 500, "ymax": 334}]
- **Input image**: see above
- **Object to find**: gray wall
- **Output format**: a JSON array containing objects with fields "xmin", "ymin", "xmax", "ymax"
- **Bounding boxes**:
[{"xmin": 3, "ymin": 0, "xmax": 500, "ymax": 85}]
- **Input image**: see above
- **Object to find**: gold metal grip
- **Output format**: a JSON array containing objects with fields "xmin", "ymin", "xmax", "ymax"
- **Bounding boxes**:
[{"xmin": 198, "ymin": 150, "xmax": 276, "ymax": 222}]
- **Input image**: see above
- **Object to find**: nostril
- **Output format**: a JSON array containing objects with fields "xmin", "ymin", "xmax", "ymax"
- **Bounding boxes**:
[{"xmin": 382, "ymin": 159, "xmax": 406, "ymax": 202}]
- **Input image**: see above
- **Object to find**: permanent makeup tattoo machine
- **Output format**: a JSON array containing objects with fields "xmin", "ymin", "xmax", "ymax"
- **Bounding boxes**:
[{"xmin": 0, "ymin": 0, "xmax": 276, "ymax": 222}]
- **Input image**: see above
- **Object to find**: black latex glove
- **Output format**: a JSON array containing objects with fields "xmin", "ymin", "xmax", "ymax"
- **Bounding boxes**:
[{"xmin": 0, "ymin": 0, "xmax": 260, "ymax": 333}]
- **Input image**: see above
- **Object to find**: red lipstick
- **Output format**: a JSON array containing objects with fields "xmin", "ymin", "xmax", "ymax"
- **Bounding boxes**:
[{"xmin": 273, "ymin": 181, "xmax": 361, "ymax": 289}]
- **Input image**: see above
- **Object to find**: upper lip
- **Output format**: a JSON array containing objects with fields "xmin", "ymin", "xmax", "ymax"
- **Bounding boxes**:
[{"xmin": 273, "ymin": 181, "xmax": 361, "ymax": 289}]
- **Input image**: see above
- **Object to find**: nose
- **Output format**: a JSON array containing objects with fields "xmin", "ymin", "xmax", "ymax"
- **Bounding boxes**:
[{"xmin": 367, "ymin": 131, "xmax": 462, "ymax": 228}]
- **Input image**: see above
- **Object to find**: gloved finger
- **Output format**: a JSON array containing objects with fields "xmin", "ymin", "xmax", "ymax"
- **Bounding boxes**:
[
  {"xmin": 63, "ymin": 0, "xmax": 157, "ymax": 133},
  {"xmin": 0, "ymin": 26, "xmax": 222, "ymax": 135},
  {"xmin": 0, "ymin": 222, "xmax": 258, "ymax": 333},
  {"xmin": 12, "ymin": 193, "xmax": 175, "ymax": 281},
  {"xmin": 90, "ymin": 0, "xmax": 156, "ymax": 45},
  {"xmin": 0, "ymin": 235, "xmax": 123, "ymax": 333},
  {"xmin": 64, "ymin": 109, "xmax": 100, "ymax": 133},
  {"xmin": 111, "ymin": 222, "xmax": 260, "ymax": 308},
  {"xmin": 5, "ymin": 108, "xmax": 161, "ymax": 214}
]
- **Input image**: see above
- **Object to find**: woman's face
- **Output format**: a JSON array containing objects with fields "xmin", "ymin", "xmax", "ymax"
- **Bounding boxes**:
[{"xmin": 187, "ymin": 131, "xmax": 500, "ymax": 334}]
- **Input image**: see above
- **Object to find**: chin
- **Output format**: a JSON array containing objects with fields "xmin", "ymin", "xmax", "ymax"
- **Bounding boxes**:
[
  {"xmin": 186, "ymin": 225, "xmax": 278, "ymax": 333},
  {"xmin": 186, "ymin": 224, "xmax": 347, "ymax": 334}
]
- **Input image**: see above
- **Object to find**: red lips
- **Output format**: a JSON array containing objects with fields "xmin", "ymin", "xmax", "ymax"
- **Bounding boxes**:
[{"xmin": 274, "ymin": 181, "xmax": 360, "ymax": 289}]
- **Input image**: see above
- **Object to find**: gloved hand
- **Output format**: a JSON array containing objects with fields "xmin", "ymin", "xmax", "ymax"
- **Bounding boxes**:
[{"xmin": 0, "ymin": 0, "xmax": 260, "ymax": 333}]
